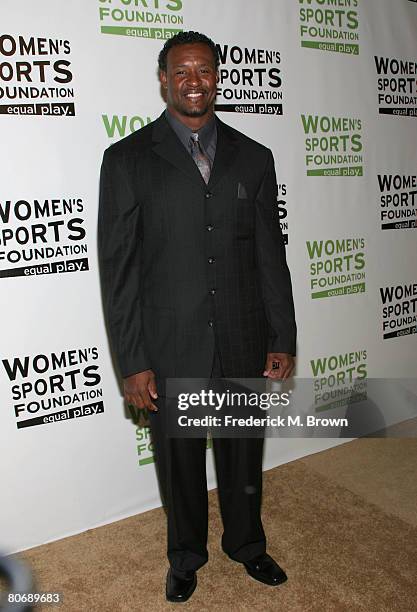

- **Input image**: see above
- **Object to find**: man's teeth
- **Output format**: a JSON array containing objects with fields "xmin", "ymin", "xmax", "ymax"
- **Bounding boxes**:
[{"xmin": 186, "ymin": 93, "xmax": 204, "ymax": 98}]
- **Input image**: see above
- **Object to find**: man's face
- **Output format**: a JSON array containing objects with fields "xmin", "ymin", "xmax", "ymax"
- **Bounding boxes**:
[{"xmin": 160, "ymin": 42, "xmax": 218, "ymax": 121}]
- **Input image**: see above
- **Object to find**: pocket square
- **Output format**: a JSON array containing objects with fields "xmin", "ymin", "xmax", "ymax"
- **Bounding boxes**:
[{"xmin": 237, "ymin": 182, "xmax": 248, "ymax": 199}]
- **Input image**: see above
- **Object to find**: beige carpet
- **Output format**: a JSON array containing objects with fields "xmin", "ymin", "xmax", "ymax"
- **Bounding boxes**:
[{"xmin": 4, "ymin": 439, "xmax": 417, "ymax": 611}]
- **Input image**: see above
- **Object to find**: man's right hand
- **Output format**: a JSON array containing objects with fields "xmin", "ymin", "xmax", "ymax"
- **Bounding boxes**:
[{"xmin": 123, "ymin": 370, "xmax": 158, "ymax": 412}]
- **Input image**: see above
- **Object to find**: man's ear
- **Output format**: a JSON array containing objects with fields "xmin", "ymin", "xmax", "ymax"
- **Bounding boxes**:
[{"xmin": 159, "ymin": 70, "xmax": 168, "ymax": 89}]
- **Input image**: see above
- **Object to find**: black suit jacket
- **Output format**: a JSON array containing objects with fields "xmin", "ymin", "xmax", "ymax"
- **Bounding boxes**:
[{"xmin": 98, "ymin": 112, "xmax": 296, "ymax": 383}]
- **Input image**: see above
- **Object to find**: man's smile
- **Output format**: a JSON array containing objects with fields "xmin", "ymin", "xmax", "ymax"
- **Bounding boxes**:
[{"xmin": 184, "ymin": 91, "xmax": 206, "ymax": 100}]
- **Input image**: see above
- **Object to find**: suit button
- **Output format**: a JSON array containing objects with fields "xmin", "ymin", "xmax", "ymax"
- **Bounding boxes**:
[
  {"xmin": 205, "ymin": 192, "xmax": 213, "ymax": 199},
  {"xmin": 208, "ymin": 257, "xmax": 215, "ymax": 264},
  {"xmin": 208, "ymin": 320, "xmax": 214, "ymax": 327},
  {"xmin": 209, "ymin": 288, "xmax": 216, "ymax": 295},
  {"xmin": 206, "ymin": 224, "xmax": 214, "ymax": 232}
]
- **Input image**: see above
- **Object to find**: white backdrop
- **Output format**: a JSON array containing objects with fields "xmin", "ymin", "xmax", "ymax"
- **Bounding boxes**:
[{"xmin": 1, "ymin": 0, "xmax": 416, "ymax": 553}]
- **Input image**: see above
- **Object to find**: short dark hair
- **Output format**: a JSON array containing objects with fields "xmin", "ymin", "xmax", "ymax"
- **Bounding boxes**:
[{"xmin": 158, "ymin": 31, "xmax": 219, "ymax": 72}]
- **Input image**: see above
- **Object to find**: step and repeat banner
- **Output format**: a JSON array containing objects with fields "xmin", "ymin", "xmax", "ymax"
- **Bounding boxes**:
[{"xmin": 1, "ymin": 0, "xmax": 416, "ymax": 553}]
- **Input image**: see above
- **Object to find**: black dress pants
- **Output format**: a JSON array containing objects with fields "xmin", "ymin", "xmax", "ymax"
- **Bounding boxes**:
[{"xmin": 148, "ymin": 351, "xmax": 266, "ymax": 578}]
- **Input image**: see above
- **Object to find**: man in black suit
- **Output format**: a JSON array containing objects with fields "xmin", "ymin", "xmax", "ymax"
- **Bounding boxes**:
[{"xmin": 98, "ymin": 31, "xmax": 296, "ymax": 602}]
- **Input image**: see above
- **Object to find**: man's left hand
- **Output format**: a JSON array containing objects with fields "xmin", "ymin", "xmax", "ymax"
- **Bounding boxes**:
[{"xmin": 263, "ymin": 353, "xmax": 295, "ymax": 379}]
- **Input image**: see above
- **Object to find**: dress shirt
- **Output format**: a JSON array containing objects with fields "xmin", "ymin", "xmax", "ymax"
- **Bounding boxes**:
[{"xmin": 165, "ymin": 108, "xmax": 217, "ymax": 165}]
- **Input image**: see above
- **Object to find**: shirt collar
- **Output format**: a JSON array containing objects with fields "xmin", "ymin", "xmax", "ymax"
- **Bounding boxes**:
[{"xmin": 165, "ymin": 108, "xmax": 216, "ymax": 155}]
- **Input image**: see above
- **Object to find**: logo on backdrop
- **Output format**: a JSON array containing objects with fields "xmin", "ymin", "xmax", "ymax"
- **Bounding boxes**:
[
  {"xmin": 136, "ymin": 420, "xmax": 155, "ymax": 466},
  {"xmin": 215, "ymin": 44, "xmax": 283, "ymax": 116},
  {"xmin": 375, "ymin": 56, "xmax": 417, "ymax": 117},
  {"xmin": 0, "ymin": 197, "xmax": 89, "ymax": 278},
  {"xmin": 102, "ymin": 112, "xmax": 153, "ymax": 138},
  {"xmin": 277, "ymin": 182, "xmax": 289, "ymax": 245},
  {"xmin": 128, "ymin": 406, "xmax": 155, "ymax": 467},
  {"xmin": 299, "ymin": 0, "xmax": 360, "ymax": 55},
  {"xmin": 378, "ymin": 174, "xmax": 417, "ymax": 230},
  {"xmin": 380, "ymin": 282, "xmax": 417, "ymax": 339},
  {"xmin": 310, "ymin": 348, "xmax": 367, "ymax": 412},
  {"xmin": 130, "ymin": 407, "xmax": 212, "ymax": 468},
  {"xmin": 0, "ymin": 34, "xmax": 75, "ymax": 117},
  {"xmin": 2, "ymin": 347, "xmax": 104, "ymax": 429},
  {"xmin": 307, "ymin": 237, "xmax": 366, "ymax": 299},
  {"xmin": 98, "ymin": 0, "xmax": 184, "ymax": 40},
  {"xmin": 302, "ymin": 114, "xmax": 363, "ymax": 176}
]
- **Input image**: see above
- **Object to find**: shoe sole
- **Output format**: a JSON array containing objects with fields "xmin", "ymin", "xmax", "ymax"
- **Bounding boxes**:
[{"xmin": 245, "ymin": 567, "xmax": 288, "ymax": 587}]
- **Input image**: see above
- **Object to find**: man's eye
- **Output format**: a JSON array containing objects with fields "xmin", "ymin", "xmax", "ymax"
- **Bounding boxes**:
[{"xmin": 176, "ymin": 70, "xmax": 186, "ymax": 75}]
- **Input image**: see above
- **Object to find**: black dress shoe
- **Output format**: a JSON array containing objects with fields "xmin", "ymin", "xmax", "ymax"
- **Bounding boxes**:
[
  {"xmin": 166, "ymin": 568, "xmax": 197, "ymax": 603},
  {"xmin": 243, "ymin": 553, "xmax": 288, "ymax": 586}
]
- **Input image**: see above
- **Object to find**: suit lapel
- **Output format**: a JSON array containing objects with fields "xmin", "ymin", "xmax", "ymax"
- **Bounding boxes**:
[
  {"xmin": 152, "ymin": 112, "xmax": 240, "ymax": 191},
  {"xmin": 208, "ymin": 117, "xmax": 239, "ymax": 191},
  {"xmin": 152, "ymin": 113, "xmax": 204, "ymax": 188}
]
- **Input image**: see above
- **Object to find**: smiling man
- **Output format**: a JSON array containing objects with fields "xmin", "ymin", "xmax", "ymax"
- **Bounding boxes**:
[{"xmin": 98, "ymin": 31, "xmax": 296, "ymax": 603}]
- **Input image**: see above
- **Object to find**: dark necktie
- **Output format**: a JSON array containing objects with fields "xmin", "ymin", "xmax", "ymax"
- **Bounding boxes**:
[{"xmin": 189, "ymin": 132, "xmax": 211, "ymax": 184}]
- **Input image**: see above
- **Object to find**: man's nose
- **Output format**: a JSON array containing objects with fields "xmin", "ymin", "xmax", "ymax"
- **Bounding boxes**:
[{"xmin": 185, "ymin": 70, "xmax": 202, "ymax": 87}]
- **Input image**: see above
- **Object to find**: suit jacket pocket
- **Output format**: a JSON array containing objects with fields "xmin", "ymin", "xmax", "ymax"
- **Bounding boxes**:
[{"xmin": 237, "ymin": 182, "xmax": 248, "ymax": 199}]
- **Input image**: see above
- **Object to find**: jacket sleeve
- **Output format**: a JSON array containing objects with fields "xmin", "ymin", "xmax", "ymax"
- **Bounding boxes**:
[
  {"xmin": 255, "ymin": 149, "xmax": 297, "ymax": 356},
  {"xmin": 97, "ymin": 148, "xmax": 150, "ymax": 378}
]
